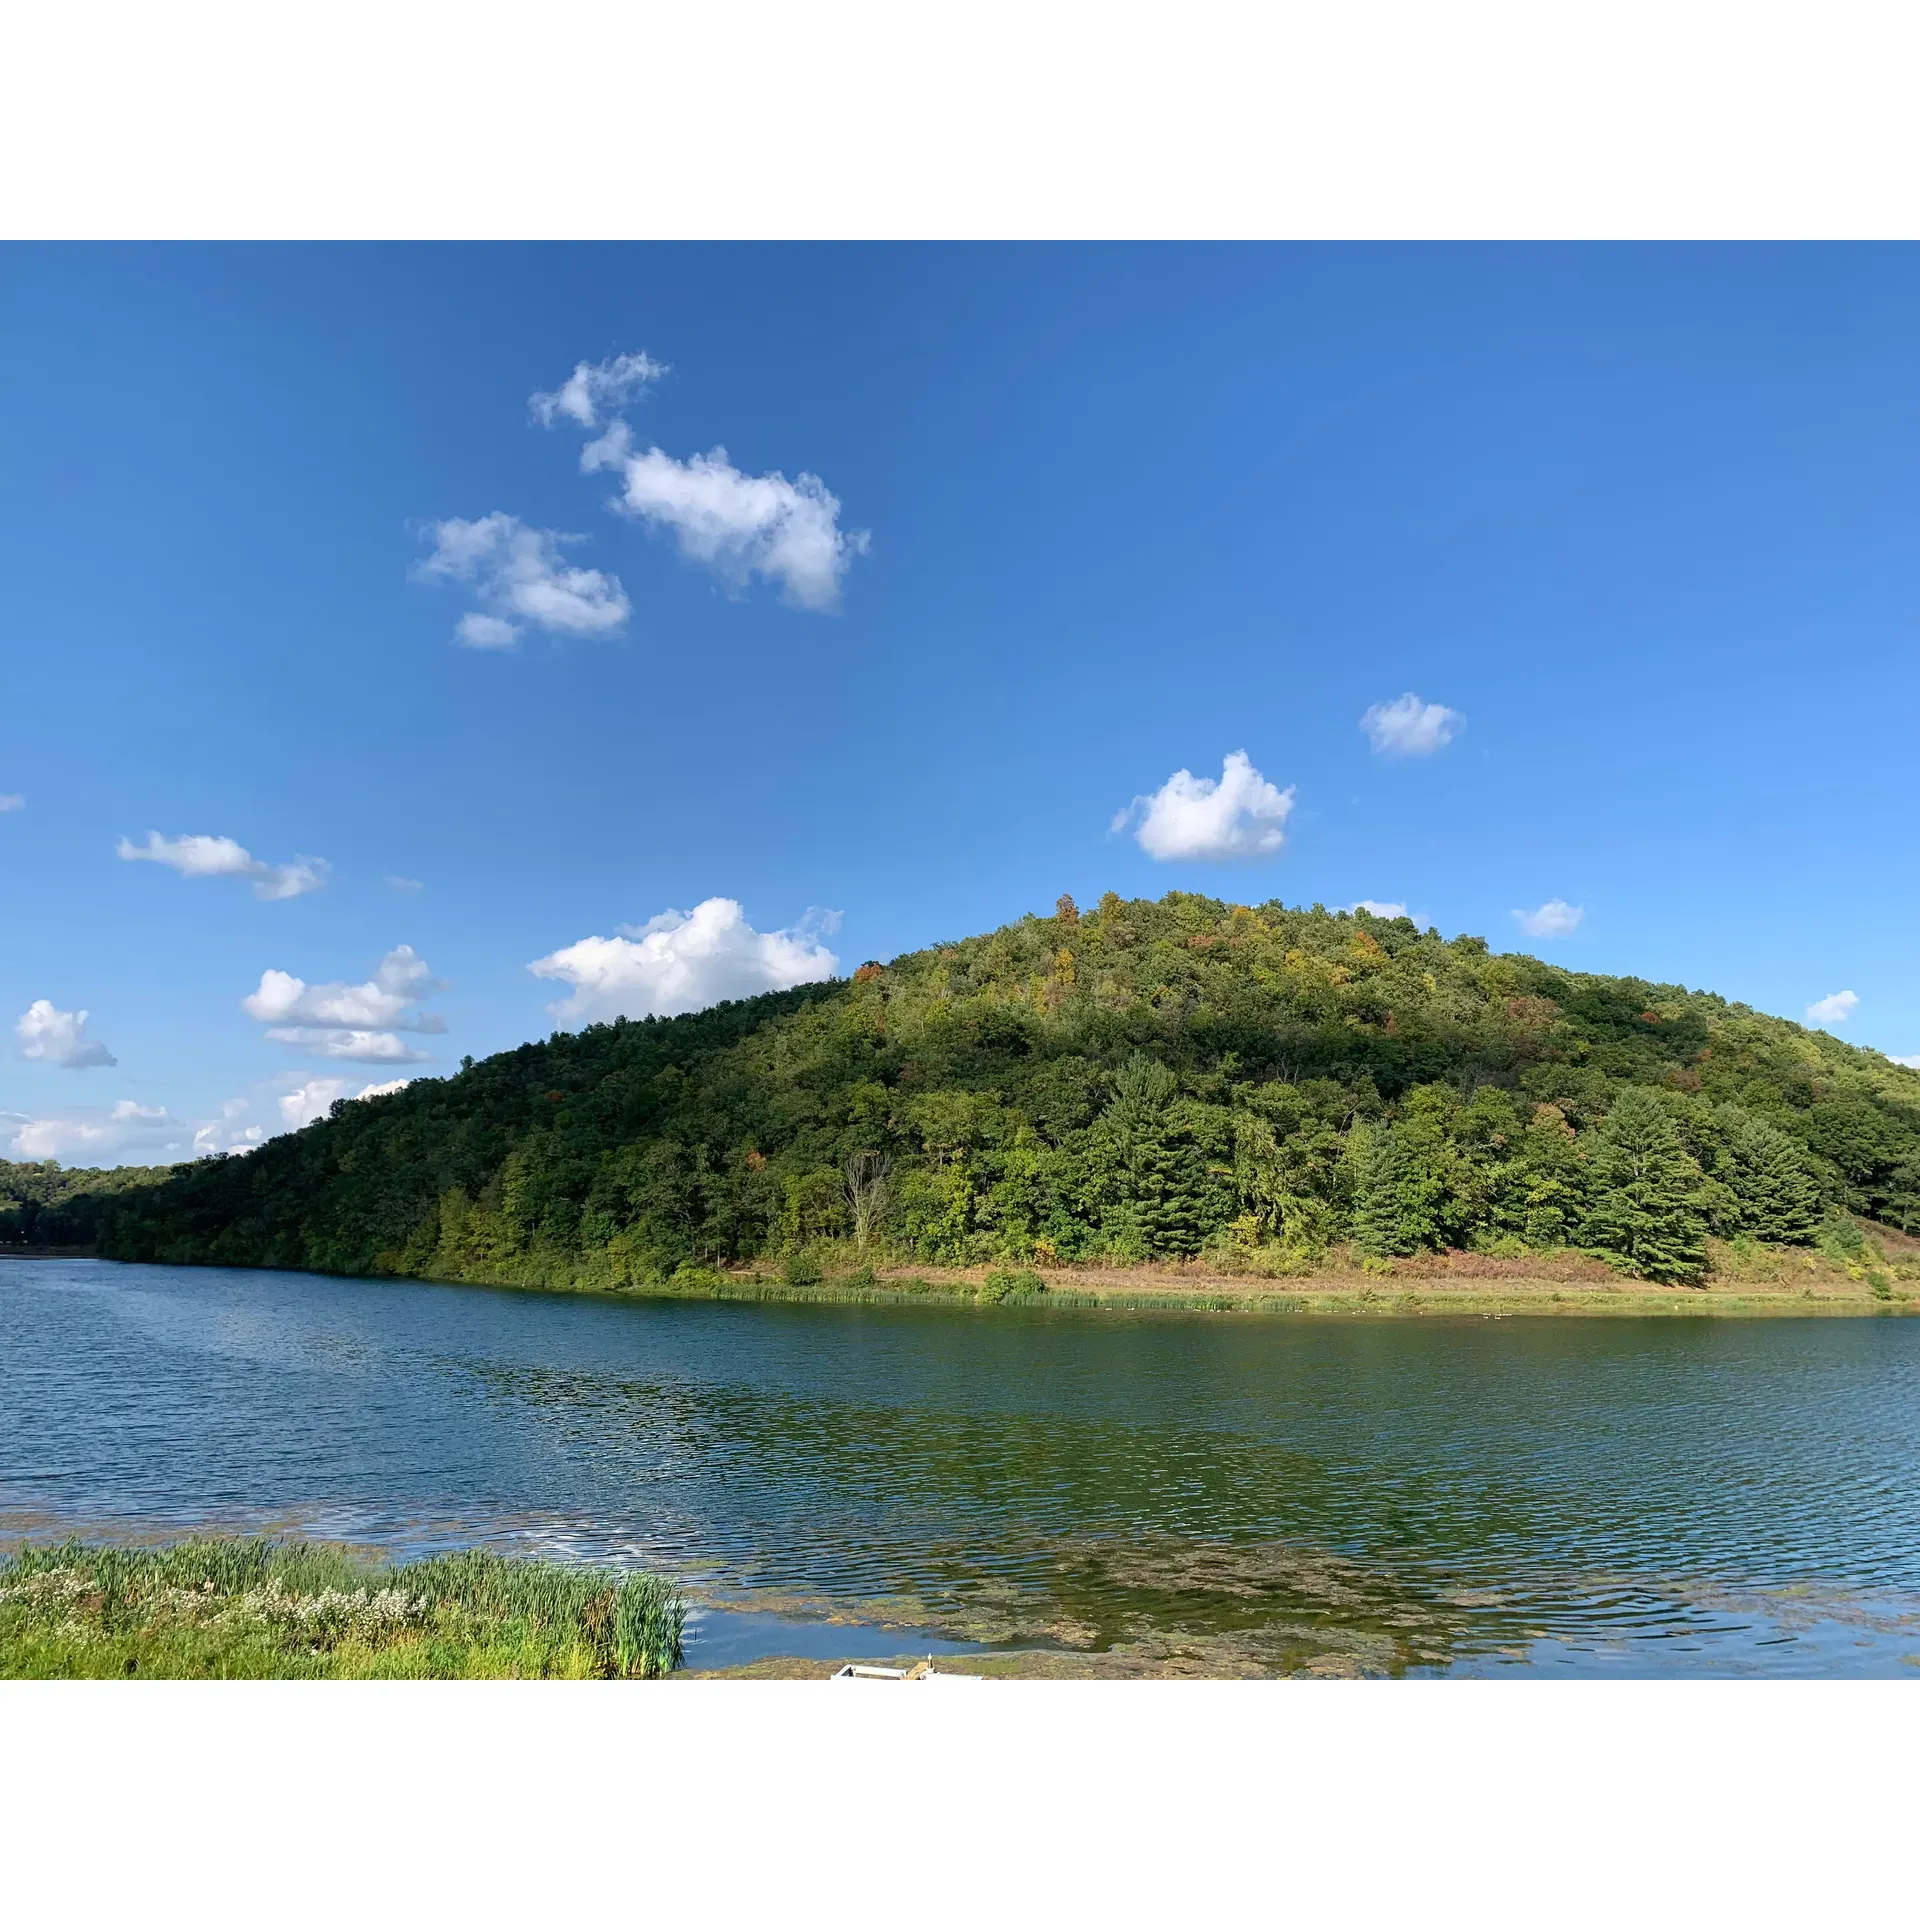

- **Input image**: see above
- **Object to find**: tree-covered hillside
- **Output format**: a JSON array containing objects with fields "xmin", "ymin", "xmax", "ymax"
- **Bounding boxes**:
[
  {"xmin": 1, "ymin": 1160, "xmax": 169, "ymax": 1249},
  {"xmin": 86, "ymin": 893, "xmax": 1920, "ymax": 1284}
]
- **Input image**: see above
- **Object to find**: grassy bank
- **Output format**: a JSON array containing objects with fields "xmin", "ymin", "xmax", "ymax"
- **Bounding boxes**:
[
  {"xmin": 0, "ymin": 1537, "xmax": 685, "ymax": 1679},
  {"xmin": 325, "ymin": 1220, "xmax": 1920, "ymax": 1320}
]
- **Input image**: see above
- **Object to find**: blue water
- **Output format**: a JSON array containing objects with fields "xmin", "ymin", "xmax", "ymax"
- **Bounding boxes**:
[{"xmin": 5, "ymin": 1257, "xmax": 1919, "ymax": 1675}]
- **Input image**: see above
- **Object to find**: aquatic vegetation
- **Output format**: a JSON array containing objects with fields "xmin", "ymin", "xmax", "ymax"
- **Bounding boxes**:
[{"xmin": 0, "ymin": 1538, "xmax": 684, "ymax": 1680}]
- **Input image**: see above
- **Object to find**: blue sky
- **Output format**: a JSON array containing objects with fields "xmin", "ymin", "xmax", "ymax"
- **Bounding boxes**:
[{"xmin": 5, "ymin": 243, "xmax": 1918, "ymax": 1164}]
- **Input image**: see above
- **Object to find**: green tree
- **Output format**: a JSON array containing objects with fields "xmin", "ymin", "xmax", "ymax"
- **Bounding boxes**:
[
  {"xmin": 1491, "ymin": 1102, "xmax": 1587, "ymax": 1249},
  {"xmin": 1089, "ymin": 1055, "xmax": 1222, "ymax": 1260},
  {"xmin": 1347, "ymin": 1124, "xmax": 1442, "ymax": 1257},
  {"xmin": 1717, "ymin": 1107, "xmax": 1822, "ymax": 1244},
  {"xmin": 1581, "ymin": 1088, "xmax": 1708, "ymax": 1282}
]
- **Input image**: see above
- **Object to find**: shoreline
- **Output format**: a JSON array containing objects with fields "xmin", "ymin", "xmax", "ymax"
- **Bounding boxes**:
[
  {"xmin": 27, "ymin": 1239, "xmax": 1914, "ymax": 1319},
  {"xmin": 574, "ymin": 1274, "xmax": 1920, "ymax": 1320}
]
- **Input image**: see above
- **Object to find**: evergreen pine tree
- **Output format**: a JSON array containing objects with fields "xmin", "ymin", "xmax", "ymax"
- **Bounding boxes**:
[
  {"xmin": 1717, "ymin": 1108, "xmax": 1823, "ymax": 1245},
  {"xmin": 1096, "ymin": 1055, "xmax": 1218, "ymax": 1259},
  {"xmin": 1348, "ymin": 1124, "xmax": 1442, "ymax": 1256},
  {"xmin": 1581, "ymin": 1088, "xmax": 1708, "ymax": 1282}
]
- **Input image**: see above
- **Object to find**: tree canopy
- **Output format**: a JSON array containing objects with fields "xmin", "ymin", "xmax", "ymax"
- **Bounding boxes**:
[{"xmin": 48, "ymin": 892, "xmax": 1920, "ymax": 1285}]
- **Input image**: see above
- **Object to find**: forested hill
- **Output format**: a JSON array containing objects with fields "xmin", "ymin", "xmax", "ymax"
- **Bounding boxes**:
[{"xmin": 85, "ymin": 892, "xmax": 1920, "ymax": 1284}]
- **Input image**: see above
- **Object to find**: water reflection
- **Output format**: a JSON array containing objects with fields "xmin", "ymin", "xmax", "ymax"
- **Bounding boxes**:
[{"xmin": 5, "ymin": 1259, "xmax": 1919, "ymax": 1675}]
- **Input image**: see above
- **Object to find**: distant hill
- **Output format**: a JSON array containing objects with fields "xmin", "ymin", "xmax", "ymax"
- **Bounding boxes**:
[
  {"xmin": 1, "ymin": 1159, "xmax": 169, "ymax": 1249},
  {"xmin": 69, "ymin": 892, "xmax": 1920, "ymax": 1284}
]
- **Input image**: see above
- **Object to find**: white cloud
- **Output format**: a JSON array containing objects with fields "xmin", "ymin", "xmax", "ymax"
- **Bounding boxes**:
[
  {"xmin": 276, "ymin": 1079, "xmax": 353, "ymax": 1130},
  {"xmin": 116, "ymin": 831, "xmax": 329, "ymax": 901},
  {"xmin": 274, "ymin": 1075, "xmax": 414, "ymax": 1132},
  {"xmin": 243, "ymin": 946, "xmax": 444, "ymax": 1032},
  {"xmin": 8, "ymin": 1099, "xmax": 173, "ymax": 1164},
  {"xmin": 1361, "ymin": 694, "xmax": 1466, "ymax": 759},
  {"xmin": 1112, "ymin": 751, "xmax": 1295, "ymax": 861},
  {"xmin": 1349, "ymin": 901, "xmax": 1433, "ymax": 932},
  {"xmin": 416, "ymin": 513, "xmax": 630, "ymax": 649},
  {"xmin": 266, "ymin": 1028, "xmax": 432, "ymax": 1063},
  {"xmin": 244, "ymin": 947, "xmax": 445, "ymax": 1060},
  {"xmin": 582, "ymin": 426, "xmax": 868, "ymax": 612},
  {"xmin": 530, "ymin": 350, "xmax": 669, "ymax": 430},
  {"xmin": 0, "ymin": 793, "xmax": 22, "ymax": 812},
  {"xmin": 1806, "ymin": 990, "xmax": 1859, "ymax": 1026},
  {"xmin": 192, "ymin": 1107, "xmax": 266, "ymax": 1156},
  {"xmin": 530, "ymin": 898, "xmax": 839, "ymax": 1024},
  {"xmin": 16, "ymin": 1000, "xmax": 116, "ymax": 1069},
  {"xmin": 1888, "ymin": 1054, "xmax": 1920, "ymax": 1070},
  {"xmin": 1512, "ymin": 899, "xmax": 1584, "ymax": 938},
  {"xmin": 456, "ymin": 612, "xmax": 520, "ymax": 651},
  {"xmin": 384, "ymin": 875, "xmax": 424, "ymax": 894}
]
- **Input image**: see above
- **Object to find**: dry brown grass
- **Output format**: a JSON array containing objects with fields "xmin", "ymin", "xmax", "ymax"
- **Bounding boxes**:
[{"xmin": 830, "ymin": 1233, "xmax": 1920, "ymax": 1317}]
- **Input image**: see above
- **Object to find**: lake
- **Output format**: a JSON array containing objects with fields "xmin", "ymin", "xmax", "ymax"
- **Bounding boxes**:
[{"xmin": 5, "ymin": 1256, "xmax": 1918, "ymax": 1675}]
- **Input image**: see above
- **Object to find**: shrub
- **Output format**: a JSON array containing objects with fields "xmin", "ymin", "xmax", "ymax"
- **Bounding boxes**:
[
  {"xmin": 1817, "ymin": 1215, "xmax": 1868, "ymax": 1263},
  {"xmin": 979, "ymin": 1268, "xmax": 1048, "ymax": 1304},
  {"xmin": 780, "ymin": 1249, "xmax": 824, "ymax": 1287}
]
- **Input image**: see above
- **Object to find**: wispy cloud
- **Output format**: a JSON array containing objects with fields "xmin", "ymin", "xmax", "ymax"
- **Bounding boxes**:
[
  {"xmin": 415, "ymin": 513, "xmax": 630, "ymax": 649},
  {"xmin": 530, "ymin": 351, "xmax": 670, "ymax": 430},
  {"xmin": 1512, "ymin": 899, "xmax": 1583, "ymax": 938},
  {"xmin": 579, "ymin": 426, "xmax": 869, "ymax": 612},
  {"xmin": 384, "ymin": 875, "xmax": 424, "ymax": 894},
  {"xmin": 15, "ymin": 1000, "xmax": 116, "ymax": 1069},
  {"xmin": 1806, "ymin": 989, "xmax": 1859, "ymax": 1026},
  {"xmin": 1113, "ymin": 751, "xmax": 1295, "ymax": 861},
  {"xmin": 1361, "ymin": 694, "xmax": 1465, "ymax": 759},
  {"xmin": 116, "ymin": 831, "xmax": 328, "ymax": 901},
  {"xmin": 1889, "ymin": 1054, "xmax": 1920, "ymax": 1070},
  {"xmin": 530, "ymin": 898, "xmax": 839, "ymax": 1024},
  {"xmin": 0, "ymin": 793, "xmax": 23, "ymax": 813},
  {"xmin": 244, "ymin": 946, "xmax": 446, "ymax": 1061},
  {"xmin": 265, "ymin": 1028, "xmax": 430, "ymax": 1063}
]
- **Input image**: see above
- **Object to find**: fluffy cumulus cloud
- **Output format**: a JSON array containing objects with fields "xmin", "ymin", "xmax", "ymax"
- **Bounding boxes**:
[
  {"xmin": 116, "ymin": 831, "xmax": 328, "ymax": 901},
  {"xmin": 1361, "ymin": 694, "xmax": 1466, "ymax": 759},
  {"xmin": 1349, "ymin": 901, "xmax": 1433, "ymax": 932},
  {"xmin": 530, "ymin": 898, "xmax": 840, "ymax": 1024},
  {"xmin": 581, "ymin": 424, "xmax": 869, "ymax": 612},
  {"xmin": 274, "ymin": 1077, "xmax": 413, "ymax": 1133},
  {"xmin": 15, "ymin": 999, "xmax": 116, "ymax": 1069},
  {"xmin": 1806, "ymin": 990, "xmax": 1859, "ymax": 1026},
  {"xmin": 244, "ymin": 946, "xmax": 446, "ymax": 1061},
  {"xmin": 530, "ymin": 350, "xmax": 670, "ymax": 430},
  {"xmin": 7, "ymin": 1099, "xmax": 174, "ymax": 1164},
  {"xmin": 1512, "ymin": 899, "xmax": 1584, "ymax": 938},
  {"xmin": 1890, "ymin": 1054, "xmax": 1920, "ymax": 1071},
  {"xmin": 1113, "ymin": 751, "xmax": 1295, "ymax": 861},
  {"xmin": 415, "ymin": 513, "xmax": 630, "ymax": 649},
  {"xmin": 275, "ymin": 1079, "xmax": 352, "ymax": 1130}
]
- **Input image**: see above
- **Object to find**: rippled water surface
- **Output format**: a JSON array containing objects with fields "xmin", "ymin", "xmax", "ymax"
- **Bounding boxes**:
[{"xmin": 6, "ymin": 1258, "xmax": 1919, "ymax": 1675}]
